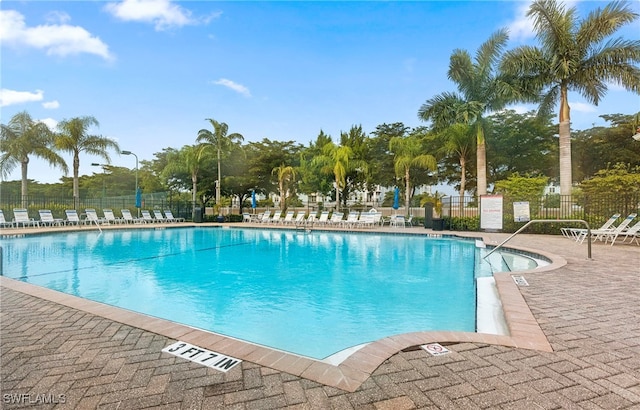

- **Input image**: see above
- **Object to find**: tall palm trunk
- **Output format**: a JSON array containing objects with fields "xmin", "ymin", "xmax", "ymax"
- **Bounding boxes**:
[
  {"xmin": 216, "ymin": 147, "xmax": 221, "ymax": 205},
  {"xmin": 404, "ymin": 167, "xmax": 411, "ymax": 212},
  {"xmin": 476, "ymin": 125, "xmax": 487, "ymax": 196},
  {"xmin": 459, "ymin": 156, "xmax": 466, "ymax": 199},
  {"xmin": 558, "ymin": 85, "xmax": 572, "ymax": 196},
  {"xmin": 21, "ymin": 158, "xmax": 29, "ymax": 208},
  {"xmin": 191, "ymin": 173, "xmax": 198, "ymax": 220},
  {"xmin": 73, "ymin": 151, "xmax": 80, "ymax": 209},
  {"xmin": 335, "ymin": 177, "xmax": 340, "ymax": 211}
]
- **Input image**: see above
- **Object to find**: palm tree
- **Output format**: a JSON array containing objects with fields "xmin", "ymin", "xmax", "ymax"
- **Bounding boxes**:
[
  {"xmin": 389, "ymin": 135, "xmax": 437, "ymax": 213},
  {"xmin": 437, "ymin": 123, "xmax": 475, "ymax": 198},
  {"xmin": 0, "ymin": 111, "xmax": 68, "ymax": 206},
  {"xmin": 312, "ymin": 141, "xmax": 365, "ymax": 210},
  {"xmin": 501, "ymin": 0, "xmax": 640, "ymax": 195},
  {"xmin": 418, "ymin": 29, "xmax": 526, "ymax": 196},
  {"xmin": 162, "ymin": 145, "xmax": 208, "ymax": 220},
  {"xmin": 271, "ymin": 164, "xmax": 296, "ymax": 210},
  {"xmin": 56, "ymin": 116, "xmax": 120, "ymax": 208},
  {"xmin": 197, "ymin": 119, "xmax": 244, "ymax": 205}
]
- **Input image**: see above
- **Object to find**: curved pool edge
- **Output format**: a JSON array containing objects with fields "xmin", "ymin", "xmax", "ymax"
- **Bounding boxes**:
[{"xmin": 0, "ymin": 228, "xmax": 559, "ymax": 393}]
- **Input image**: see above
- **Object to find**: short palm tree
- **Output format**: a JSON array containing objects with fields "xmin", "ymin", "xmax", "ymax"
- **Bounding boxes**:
[
  {"xmin": 197, "ymin": 119, "xmax": 244, "ymax": 205},
  {"xmin": 389, "ymin": 135, "xmax": 437, "ymax": 212},
  {"xmin": 272, "ymin": 164, "xmax": 296, "ymax": 210},
  {"xmin": 437, "ymin": 123, "xmax": 475, "ymax": 198},
  {"xmin": 501, "ymin": 0, "xmax": 640, "ymax": 195},
  {"xmin": 312, "ymin": 141, "xmax": 365, "ymax": 210},
  {"xmin": 56, "ymin": 116, "xmax": 120, "ymax": 208},
  {"xmin": 162, "ymin": 145, "xmax": 208, "ymax": 220},
  {"xmin": 418, "ymin": 29, "xmax": 527, "ymax": 196},
  {"xmin": 0, "ymin": 111, "xmax": 68, "ymax": 206}
]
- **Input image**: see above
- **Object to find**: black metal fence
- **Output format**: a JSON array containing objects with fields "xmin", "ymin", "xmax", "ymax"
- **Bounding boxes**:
[{"xmin": 441, "ymin": 194, "xmax": 640, "ymax": 233}]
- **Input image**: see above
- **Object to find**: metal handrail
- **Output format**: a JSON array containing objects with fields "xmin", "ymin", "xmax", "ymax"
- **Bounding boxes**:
[{"xmin": 483, "ymin": 219, "xmax": 592, "ymax": 260}]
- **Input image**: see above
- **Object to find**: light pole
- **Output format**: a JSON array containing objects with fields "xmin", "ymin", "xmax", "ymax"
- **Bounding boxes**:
[{"xmin": 121, "ymin": 150, "xmax": 139, "ymax": 217}]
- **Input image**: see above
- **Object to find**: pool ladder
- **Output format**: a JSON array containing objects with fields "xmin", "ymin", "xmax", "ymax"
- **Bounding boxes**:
[{"xmin": 482, "ymin": 219, "xmax": 592, "ymax": 260}]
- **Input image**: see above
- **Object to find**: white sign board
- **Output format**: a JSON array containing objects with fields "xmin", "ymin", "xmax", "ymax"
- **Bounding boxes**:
[
  {"xmin": 513, "ymin": 201, "xmax": 530, "ymax": 222},
  {"xmin": 421, "ymin": 343, "xmax": 451, "ymax": 356},
  {"xmin": 480, "ymin": 195, "xmax": 503, "ymax": 230},
  {"xmin": 162, "ymin": 341, "xmax": 242, "ymax": 372}
]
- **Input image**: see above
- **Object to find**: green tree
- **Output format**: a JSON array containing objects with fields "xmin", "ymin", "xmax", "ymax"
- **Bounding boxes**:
[
  {"xmin": 419, "ymin": 29, "xmax": 527, "ymax": 196},
  {"xmin": 435, "ymin": 123, "xmax": 475, "ymax": 198},
  {"xmin": 579, "ymin": 163, "xmax": 640, "ymax": 197},
  {"xmin": 367, "ymin": 123, "xmax": 407, "ymax": 190},
  {"xmin": 501, "ymin": 0, "xmax": 640, "ymax": 195},
  {"xmin": 0, "ymin": 111, "xmax": 68, "ymax": 205},
  {"xmin": 196, "ymin": 119, "xmax": 244, "ymax": 205},
  {"xmin": 55, "ymin": 115, "xmax": 120, "ymax": 207},
  {"xmin": 389, "ymin": 135, "xmax": 437, "ymax": 213},
  {"xmin": 272, "ymin": 164, "xmax": 297, "ymax": 210},
  {"xmin": 312, "ymin": 141, "xmax": 366, "ymax": 210},
  {"xmin": 161, "ymin": 145, "xmax": 211, "ymax": 218}
]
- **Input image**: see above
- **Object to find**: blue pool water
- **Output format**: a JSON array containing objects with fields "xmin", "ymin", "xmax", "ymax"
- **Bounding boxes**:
[{"xmin": 1, "ymin": 227, "xmax": 524, "ymax": 359}]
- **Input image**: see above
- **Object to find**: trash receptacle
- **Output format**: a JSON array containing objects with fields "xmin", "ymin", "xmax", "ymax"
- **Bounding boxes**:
[
  {"xmin": 193, "ymin": 207, "xmax": 202, "ymax": 223},
  {"xmin": 424, "ymin": 203, "xmax": 434, "ymax": 229},
  {"xmin": 433, "ymin": 218, "xmax": 444, "ymax": 231}
]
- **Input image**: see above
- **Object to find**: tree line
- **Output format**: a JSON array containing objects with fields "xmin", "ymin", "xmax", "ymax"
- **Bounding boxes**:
[{"xmin": 2, "ymin": 0, "xmax": 639, "ymax": 213}]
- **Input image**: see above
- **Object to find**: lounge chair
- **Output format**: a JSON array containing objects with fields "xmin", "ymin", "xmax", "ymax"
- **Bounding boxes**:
[
  {"xmin": 305, "ymin": 214, "xmax": 316, "ymax": 225},
  {"xmin": 260, "ymin": 210, "xmax": 272, "ymax": 223},
  {"xmin": 612, "ymin": 220, "xmax": 640, "ymax": 245},
  {"xmin": 85, "ymin": 209, "xmax": 106, "ymax": 225},
  {"xmin": 153, "ymin": 210, "xmax": 168, "ymax": 223},
  {"xmin": 562, "ymin": 213, "xmax": 619, "ymax": 243},
  {"xmin": 268, "ymin": 211, "xmax": 282, "ymax": 224},
  {"xmin": 602, "ymin": 216, "xmax": 639, "ymax": 245},
  {"xmin": 0, "ymin": 210, "xmax": 14, "ymax": 228},
  {"xmin": 103, "ymin": 209, "xmax": 124, "ymax": 224},
  {"xmin": 164, "ymin": 210, "xmax": 184, "ymax": 222},
  {"xmin": 281, "ymin": 211, "xmax": 295, "ymax": 225},
  {"xmin": 242, "ymin": 213, "xmax": 252, "ymax": 223},
  {"xmin": 344, "ymin": 212, "xmax": 360, "ymax": 228},
  {"xmin": 315, "ymin": 211, "xmax": 330, "ymax": 226},
  {"xmin": 293, "ymin": 213, "xmax": 306, "ymax": 225},
  {"xmin": 390, "ymin": 215, "xmax": 406, "ymax": 228},
  {"xmin": 328, "ymin": 212, "xmax": 344, "ymax": 226},
  {"xmin": 405, "ymin": 215, "xmax": 414, "ymax": 227},
  {"xmin": 65, "ymin": 210, "xmax": 81, "ymax": 226},
  {"xmin": 141, "ymin": 210, "xmax": 156, "ymax": 223},
  {"xmin": 121, "ymin": 209, "xmax": 142, "ymax": 224},
  {"xmin": 356, "ymin": 213, "xmax": 376, "ymax": 228},
  {"xmin": 592, "ymin": 213, "xmax": 637, "ymax": 243},
  {"xmin": 38, "ymin": 209, "xmax": 63, "ymax": 226},
  {"xmin": 12, "ymin": 208, "xmax": 39, "ymax": 228}
]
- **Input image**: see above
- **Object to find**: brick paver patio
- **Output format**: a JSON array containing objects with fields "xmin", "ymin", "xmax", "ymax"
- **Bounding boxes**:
[{"xmin": 1, "ymin": 224, "xmax": 639, "ymax": 409}]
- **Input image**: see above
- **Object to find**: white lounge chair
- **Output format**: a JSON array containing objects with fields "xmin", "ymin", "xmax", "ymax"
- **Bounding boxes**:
[
  {"xmin": 281, "ymin": 211, "xmax": 295, "ymax": 225},
  {"xmin": 13, "ymin": 208, "xmax": 39, "ymax": 228},
  {"xmin": 103, "ymin": 209, "xmax": 124, "ymax": 224},
  {"xmin": 344, "ymin": 212, "xmax": 360, "ymax": 228},
  {"xmin": 65, "ymin": 210, "xmax": 81, "ymax": 226},
  {"xmin": 328, "ymin": 212, "xmax": 344, "ymax": 226},
  {"xmin": 153, "ymin": 210, "xmax": 168, "ymax": 222},
  {"xmin": 38, "ymin": 209, "xmax": 63, "ymax": 226},
  {"xmin": 164, "ymin": 210, "xmax": 184, "ymax": 222},
  {"xmin": 390, "ymin": 215, "xmax": 406, "ymax": 228},
  {"xmin": 269, "ymin": 212, "xmax": 282, "ymax": 224},
  {"xmin": 562, "ymin": 213, "xmax": 619, "ymax": 243},
  {"xmin": 85, "ymin": 209, "xmax": 106, "ymax": 225},
  {"xmin": 612, "ymin": 220, "xmax": 640, "ymax": 245},
  {"xmin": 0, "ymin": 210, "xmax": 14, "ymax": 228},
  {"xmin": 293, "ymin": 213, "xmax": 306, "ymax": 225},
  {"xmin": 121, "ymin": 209, "xmax": 142, "ymax": 224},
  {"xmin": 592, "ymin": 213, "xmax": 637, "ymax": 243},
  {"xmin": 315, "ymin": 211, "xmax": 330, "ymax": 226},
  {"xmin": 141, "ymin": 210, "xmax": 157, "ymax": 223},
  {"xmin": 260, "ymin": 210, "xmax": 272, "ymax": 223}
]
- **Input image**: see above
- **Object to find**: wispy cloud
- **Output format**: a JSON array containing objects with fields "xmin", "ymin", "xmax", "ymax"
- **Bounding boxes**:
[
  {"xmin": 39, "ymin": 118, "xmax": 59, "ymax": 131},
  {"xmin": 0, "ymin": 10, "xmax": 113, "ymax": 61},
  {"xmin": 571, "ymin": 101, "xmax": 597, "ymax": 113},
  {"xmin": 212, "ymin": 78, "xmax": 251, "ymax": 97},
  {"xmin": 104, "ymin": 0, "xmax": 217, "ymax": 31},
  {"xmin": 0, "ymin": 88, "xmax": 44, "ymax": 107},
  {"xmin": 43, "ymin": 100, "xmax": 60, "ymax": 109},
  {"xmin": 507, "ymin": 0, "xmax": 581, "ymax": 43}
]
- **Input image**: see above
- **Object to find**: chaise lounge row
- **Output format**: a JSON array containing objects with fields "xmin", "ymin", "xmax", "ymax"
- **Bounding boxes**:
[{"xmin": 0, "ymin": 208, "xmax": 185, "ymax": 228}]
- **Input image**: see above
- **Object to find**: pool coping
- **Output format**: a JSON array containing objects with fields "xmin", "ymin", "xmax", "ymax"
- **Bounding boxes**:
[{"xmin": 0, "ymin": 223, "xmax": 558, "ymax": 392}]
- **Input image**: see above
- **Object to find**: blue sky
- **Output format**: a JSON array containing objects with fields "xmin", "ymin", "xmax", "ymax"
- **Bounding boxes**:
[{"xmin": 2, "ymin": 0, "xmax": 639, "ymax": 184}]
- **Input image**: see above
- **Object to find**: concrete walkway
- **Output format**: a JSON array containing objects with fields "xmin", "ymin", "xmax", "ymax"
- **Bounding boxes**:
[{"xmin": 1, "ymin": 224, "xmax": 639, "ymax": 409}]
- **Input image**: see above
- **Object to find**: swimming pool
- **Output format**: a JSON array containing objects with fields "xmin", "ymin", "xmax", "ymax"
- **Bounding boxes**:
[{"xmin": 1, "ymin": 227, "xmax": 536, "ymax": 359}]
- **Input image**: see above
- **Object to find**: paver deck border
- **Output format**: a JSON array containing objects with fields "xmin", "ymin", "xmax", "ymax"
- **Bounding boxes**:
[{"xmin": 0, "ymin": 224, "xmax": 558, "ymax": 392}]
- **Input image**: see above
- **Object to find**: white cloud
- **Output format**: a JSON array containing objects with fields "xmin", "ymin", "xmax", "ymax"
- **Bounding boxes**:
[
  {"xmin": 570, "ymin": 101, "xmax": 597, "ymax": 113},
  {"xmin": 38, "ymin": 118, "xmax": 59, "ymax": 131},
  {"xmin": 43, "ymin": 100, "xmax": 60, "ymax": 109},
  {"xmin": 0, "ymin": 10, "xmax": 113, "ymax": 61},
  {"xmin": 104, "ymin": 0, "xmax": 196, "ymax": 31},
  {"xmin": 0, "ymin": 88, "xmax": 44, "ymax": 107},
  {"xmin": 213, "ymin": 78, "xmax": 251, "ymax": 97},
  {"xmin": 506, "ymin": 0, "xmax": 535, "ymax": 42}
]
